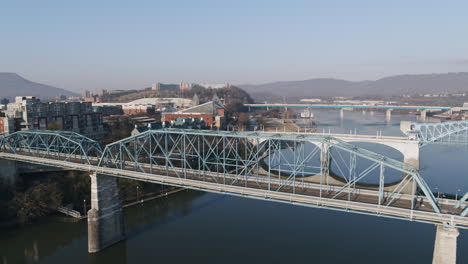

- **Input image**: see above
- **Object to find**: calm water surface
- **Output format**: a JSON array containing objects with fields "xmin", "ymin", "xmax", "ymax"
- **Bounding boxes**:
[{"xmin": 1, "ymin": 110, "xmax": 467, "ymax": 264}]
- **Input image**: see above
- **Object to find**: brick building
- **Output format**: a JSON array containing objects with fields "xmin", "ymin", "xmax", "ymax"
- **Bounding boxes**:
[
  {"xmin": 162, "ymin": 100, "xmax": 225, "ymax": 128},
  {"xmin": 122, "ymin": 104, "xmax": 156, "ymax": 115},
  {"xmin": 0, "ymin": 117, "xmax": 15, "ymax": 134}
]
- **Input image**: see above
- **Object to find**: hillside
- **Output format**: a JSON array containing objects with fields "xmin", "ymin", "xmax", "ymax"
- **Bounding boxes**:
[
  {"xmin": 240, "ymin": 72, "xmax": 468, "ymax": 101},
  {"xmin": 0, "ymin": 73, "xmax": 78, "ymax": 99}
]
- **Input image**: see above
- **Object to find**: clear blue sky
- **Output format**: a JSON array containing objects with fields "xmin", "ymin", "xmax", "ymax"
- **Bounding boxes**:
[{"xmin": 1, "ymin": 0, "xmax": 467, "ymax": 91}]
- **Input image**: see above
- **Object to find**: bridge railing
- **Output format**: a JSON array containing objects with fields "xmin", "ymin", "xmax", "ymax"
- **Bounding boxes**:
[{"xmin": 98, "ymin": 128, "xmax": 441, "ymax": 215}]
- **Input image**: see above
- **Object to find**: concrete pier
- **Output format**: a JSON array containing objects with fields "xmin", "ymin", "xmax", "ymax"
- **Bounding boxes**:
[
  {"xmin": 0, "ymin": 159, "xmax": 17, "ymax": 188},
  {"xmin": 385, "ymin": 109, "xmax": 393, "ymax": 122},
  {"xmin": 432, "ymin": 225, "xmax": 459, "ymax": 264},
  {"xmin": 421, "ymin": 109, "xmax": 427, "ymax": 121},
  {"xmin": 88, "ymin": 173, "xmax": 125, "ymax": 253}
]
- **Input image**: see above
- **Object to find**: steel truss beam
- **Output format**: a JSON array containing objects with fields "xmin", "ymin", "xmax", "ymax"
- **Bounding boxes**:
[
  {"xmin": 99, "ymin": 129, "xmax": 443, "ymax": 215},
  {"xmin": 4, "ymin": 129, "xmax": 467, "ymax": 218},
  {"xmin": 0, "ymin": 130, "xmax": 102, "ymax": 164},
  {"xmin": 406, "ymin": 120, "xmax": 468, "ymax": 146},
  {"xmin": 0, "ymin": 129, "xmax": 467, "ymax": 220}
]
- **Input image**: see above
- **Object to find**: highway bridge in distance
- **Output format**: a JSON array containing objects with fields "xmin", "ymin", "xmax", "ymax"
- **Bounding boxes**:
[
  {"xmin": 245, "ymin": 103, "xmax": 459, "ymax": 121},
  {"xmin": 0, "ymin": 122, "xmax": 467, "ymax": 264},
  {"xmin": 244, "ymin": 103, "xmax": 453, "ymax": 110}
]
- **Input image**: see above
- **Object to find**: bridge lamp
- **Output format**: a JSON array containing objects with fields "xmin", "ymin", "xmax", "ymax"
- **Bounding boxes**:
[
  {"xmin": 136, "ymin": 186, "xmax": 139, "ymax": 202},
  {"xmin": 83, "ymin": 199, "xmax": 87, "ymax": 216}
]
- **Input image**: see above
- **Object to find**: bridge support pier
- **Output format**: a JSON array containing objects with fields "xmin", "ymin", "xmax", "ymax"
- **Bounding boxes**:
[
  {"xmin": 420, "ymin": 109, "xmax": 427, "ymax": 121},
  {"xmin": 386, "ymin": 109, "xmax": 393, "ymax": 122},
  {"xmin": 0, "ymin": 159, "xmax": 17, "ymax": 188},
  {"xmin": 88, "ymin": 173, "xmax": 125, "ymax": 253},
  {"xmin": 340, "ymin": 109, "xmax": 344, "ymax": 119},
  {"xmin": 402, "ymin": 145, "xmax": 419, "ymax": 170},
  {"xmin": 432, "ymin": 225, "xmax": 459, "ymax": 264}
]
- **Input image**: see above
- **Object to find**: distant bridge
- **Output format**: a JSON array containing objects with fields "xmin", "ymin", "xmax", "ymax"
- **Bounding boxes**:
[
  {"xmin": 0, "ymin": 128, "xmax": 466, "ymax": 263},
  {"xmin": 245, "ymin": 103, "xmax": 454, "ymax": 121},
  {"xmin": 245, "ymin": 103, "xmax": 452, "ymax": 110}
]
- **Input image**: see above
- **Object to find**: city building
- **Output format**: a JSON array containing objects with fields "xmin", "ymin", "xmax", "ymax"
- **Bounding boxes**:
[
  {"xmin": 198, "ymin": 83, "xmax": 231, "ymax": 89},
  {"xmin": 151, "ymin": 83, "xmax": 179, "ymax": 92},
  {"xmin": 151, "ymin": 82, "xmax": 231, "ymax": 92},
  {"xmin": 180, "ymin": 82, "xmax": 193, "ymax": 91},
  {"xmin": 129, "ymin": 98, "xmax": 193, "ymax": 109},
  {"xmin": 192, "ymin": 94, "xmax": 200, "ymax": 106},
  {"xmin": 122, "ymin": 104, "xmax": 156, "ymax": 115},
  {"xmin": 131, "ymin": 118, "xmax": 206, "ymax": 136},
  {"xmin": 92, "ymin": 97, "xmax": 193, "ymax": 116},
  {"xmin": 4, "ymin": 96, "xmax": 104, "ymax": 139},
  {"xmin": 0, "ymin": 117, "xmax": 16, "ymax": 134},
  {"xmin": 162, "ymin": 98, "xmax": 225, "ymax": 128},
  {"xmin": 92, "ymin": 105, "xmax": 123, "ymax": 116}
]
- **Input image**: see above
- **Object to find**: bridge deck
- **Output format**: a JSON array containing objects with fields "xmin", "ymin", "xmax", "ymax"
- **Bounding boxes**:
[{"xmin": 1, "ymin": 151, "xmax": 466, "ymax": 229}]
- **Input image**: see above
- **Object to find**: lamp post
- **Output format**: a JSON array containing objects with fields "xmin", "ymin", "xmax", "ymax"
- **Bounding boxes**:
[
  {"xmin": 83, "ymin": 199, "xmax": 87, "ymax": 216},
  {"xmin": 136, "ymin": 185, "xmax": 139, "ymax": 202}
]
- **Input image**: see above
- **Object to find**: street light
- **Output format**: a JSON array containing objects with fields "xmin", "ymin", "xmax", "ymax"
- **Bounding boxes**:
[
  {"xmin": 83, "ymin": 199, "xmax": 87, "ymax": 216},
  {"xmin": 136, "ymin": 185, "xmax": 139, "ymax": 202}
]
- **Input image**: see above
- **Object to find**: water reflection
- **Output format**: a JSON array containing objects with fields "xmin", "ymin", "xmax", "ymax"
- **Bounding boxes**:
[{"xmin": 0, "ymin": 190, "xmax": 205, "ymax": 264}]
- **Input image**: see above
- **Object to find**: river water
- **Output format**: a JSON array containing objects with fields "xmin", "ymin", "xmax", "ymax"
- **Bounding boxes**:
[{"xmin": 1, "ymin": 110, "xmax": 467, "ymax": 264}]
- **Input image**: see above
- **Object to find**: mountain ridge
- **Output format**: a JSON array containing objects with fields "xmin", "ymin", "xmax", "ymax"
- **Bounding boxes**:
[
  {"xmin": 239, "ymin": 72, "xmax": 468, "ymax": 101},
  {"xmin": 0, "ymin": 73, "xmax": 78, "ymax": 99}
]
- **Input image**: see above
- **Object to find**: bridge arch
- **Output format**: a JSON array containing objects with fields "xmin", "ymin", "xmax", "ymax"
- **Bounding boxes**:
[
  {"xmin": 1, "ymin": 130, "xmax": 102, "ymax": 164},
  {"xmin": 338, "ymin": 139, "xmax": 420, "ymax": 169}
]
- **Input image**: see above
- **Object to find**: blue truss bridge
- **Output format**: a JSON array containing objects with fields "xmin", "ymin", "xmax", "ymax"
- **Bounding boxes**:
[
  {"xmin": 0, "ymin": 122, "xmax": 467, "ymax": 262},
  {"xmin": 402, "ymin": 120, "xmax": 468, "ymax": 146}
]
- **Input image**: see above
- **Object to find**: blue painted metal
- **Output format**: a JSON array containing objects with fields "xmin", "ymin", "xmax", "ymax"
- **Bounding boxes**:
[
  {"xmin": 245, "ymin": 103, "xmax": 452, "ymax": 110},
  {"xmin": 5, "ymin": 129, "xmax": 468, "ymax": 219},
  {"xmin": 0, "ymin": 130, "xmax": 102, "ymax": 164},
  {"xmin": 404, "ymin": 120, "xmax": 468, "ymax": 146},
  {"xmin": 98, "ymin": 128, "xmax": 441, "ymax": 214},
  {"xmin": 455, "ymin": 192, "xmax": 468, "ymax": 209},
  {"xmin": 462, "ymin": 207, "xmax": 468, "ymax": 217}
]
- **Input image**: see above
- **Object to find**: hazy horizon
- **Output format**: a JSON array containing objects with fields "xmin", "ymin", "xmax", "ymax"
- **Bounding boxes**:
[{"xmin": 2, "ymin": 0, "xmax": 468, "ymax": 92}]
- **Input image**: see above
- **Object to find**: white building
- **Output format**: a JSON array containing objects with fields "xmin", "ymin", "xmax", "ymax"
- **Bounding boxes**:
[
  {"xmin": 198, "ymin": 83, "xmax": 230, "ymax": 89},
  {"xmin": 300, "ymin": 98, "xmax": 322, "ymax": 103}
]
